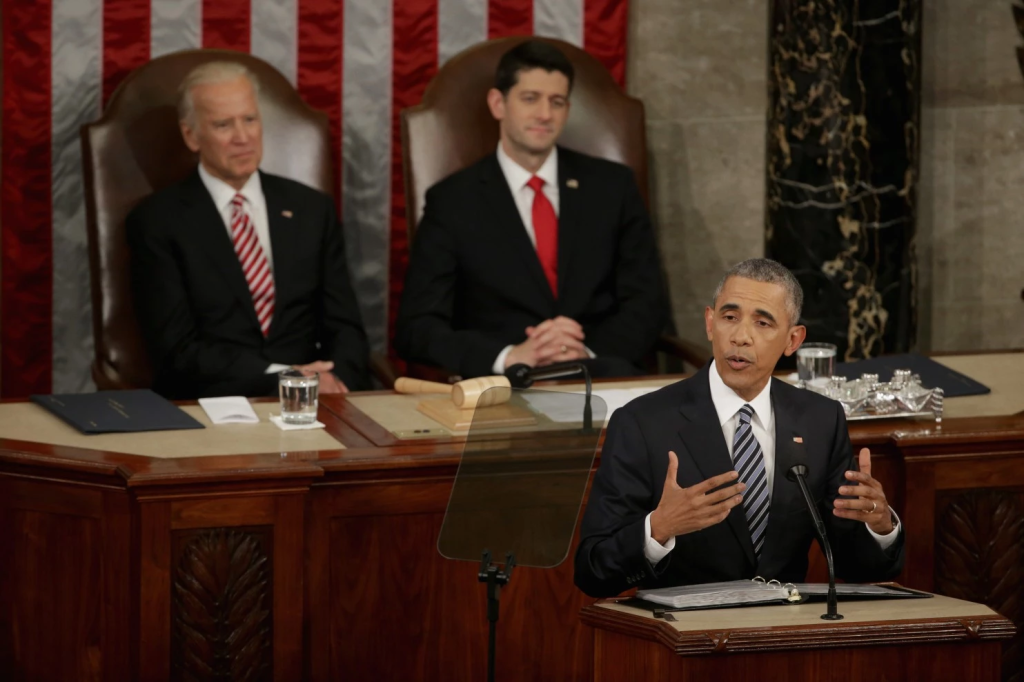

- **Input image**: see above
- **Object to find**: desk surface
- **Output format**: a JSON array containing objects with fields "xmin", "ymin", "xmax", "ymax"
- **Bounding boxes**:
[
  {"xmin": 594, "ymin": 591, "xmax": 997, "ymax": 631},
  {"xmin": 335, "ymin": 353, "xmax": 1024, "ymax": 446},
  {"xmin": 0, "ymin": 353, "xmax": 1020, "ymax": 481},
  {"xmin": 0, "ymin": 401, "xmax": 343, "ymax": 458}
]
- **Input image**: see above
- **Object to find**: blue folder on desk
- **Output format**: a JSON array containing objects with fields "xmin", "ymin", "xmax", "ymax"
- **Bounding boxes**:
[
  {"xmin": 30, "ymin": 389, "xmax": 205, "ymax": 434},
  {"xmin": 834, "ymin": 353, "xmax": 990, "ymax": 398}
]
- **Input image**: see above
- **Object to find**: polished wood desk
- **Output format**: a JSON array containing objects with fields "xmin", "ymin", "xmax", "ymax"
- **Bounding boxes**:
[{"xmin": 1, "ymin": 353, "xmax": 1022, "ymax": 681}]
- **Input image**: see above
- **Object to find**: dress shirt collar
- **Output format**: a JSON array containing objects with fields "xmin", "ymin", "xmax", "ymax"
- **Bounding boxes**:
[
  {"xmin": 708, "ymin": 359, "xmax": 773, "ymax": 430},
  {"xmin": 495, "ymin": 141, "xmax": 558, "ymax": 192},
  {"xmin": 198, "ymin": 163, "xmax": 264, "ymax": 213}
]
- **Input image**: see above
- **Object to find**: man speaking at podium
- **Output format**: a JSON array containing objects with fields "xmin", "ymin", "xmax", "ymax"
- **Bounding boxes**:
[{"xmin": 574, "ymin": 259, "xmax": 904, "ymax": 598}]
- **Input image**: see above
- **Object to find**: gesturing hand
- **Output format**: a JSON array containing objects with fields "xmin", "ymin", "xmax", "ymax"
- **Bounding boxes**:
[
  {"xmin": 833, "ymin": 448, "xmax": 894, "ymax": 535},
  {"xmin": 648, "ymin": 451, "xmax": 746, "ymax": 545}
]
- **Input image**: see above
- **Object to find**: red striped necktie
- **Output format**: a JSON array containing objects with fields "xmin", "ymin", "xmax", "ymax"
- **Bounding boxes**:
[
  {"xmin": 229, "ymin": 193, "xmax": 275, "ymax": 336},
  {"xmin": 526, "ymin": 175, "xmax": 558, "ymax": 296}
]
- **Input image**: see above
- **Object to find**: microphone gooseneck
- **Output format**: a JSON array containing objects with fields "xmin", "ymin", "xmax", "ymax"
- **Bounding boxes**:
[
  {"xmin": 504, "ymin": 361, "xmax": 593, "ymax": 431},
  {"xmin": 787, "ymin": 464, "xmax": 843, "ymax": 621}
]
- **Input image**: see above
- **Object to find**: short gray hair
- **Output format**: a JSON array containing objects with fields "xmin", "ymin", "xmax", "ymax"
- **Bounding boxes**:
[
  {"xmin": 711, "ymin": 258, "xmax": 803, "ymax": 325},
  {"xmin": 178, "ymin": 61, "xmax": 260, "ymax": 126}
]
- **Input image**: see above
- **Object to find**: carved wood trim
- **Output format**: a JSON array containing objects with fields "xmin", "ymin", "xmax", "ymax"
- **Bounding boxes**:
[
  {"xmin": 935, "ymin": 489, "xmax": 1024, "ymax": 681},
  {"xmin": 579, "ymin": 604, "xmax": 1014, "ymax": 656},
  {"xmin": 171, "ymin": 528, "xmax": 273, "ymax": 682}
]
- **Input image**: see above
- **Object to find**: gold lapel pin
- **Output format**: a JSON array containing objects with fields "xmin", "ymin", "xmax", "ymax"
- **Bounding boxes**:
[
  {"xmin": 281, "ymin": 210, "xmax": 293, "ymax": 218},
  {"xmin": 793, "ymin": 436, "xmax": 803, "ymax": 444},
  {"xmin": 566, "ymin": 179, "xmax": 578, "ymax": 189}
]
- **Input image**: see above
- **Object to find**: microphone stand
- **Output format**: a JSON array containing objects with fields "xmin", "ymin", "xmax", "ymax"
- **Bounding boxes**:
[
  {"xmin": 505, "ymin": 361, "xmax": 593, "ymax": 431},
  {"xmin": 786, "ymin": 464, "xmax": 843, "ymax": 620}
]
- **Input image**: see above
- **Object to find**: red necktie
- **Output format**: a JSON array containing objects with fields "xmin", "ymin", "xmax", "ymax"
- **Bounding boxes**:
[
  {"xmin": 527, "ymin": 175, "xmax": 558, "ymax": 296},
  {"xmin": 229, "ymin": 193, "xmax": 275, "ymax": 336}
]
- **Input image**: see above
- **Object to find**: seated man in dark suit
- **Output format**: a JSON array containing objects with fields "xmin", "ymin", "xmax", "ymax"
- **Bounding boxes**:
[
  {"xmin": 395, "ymin": 40, "xmax": 667, "ymax": 380},
  {"xmin": 574, "ymin": 259, "xmax": 903, "ymax": 598},
  {"xmin": 126, "ymin": 61, "xmax": 369, "ymax": 399}
]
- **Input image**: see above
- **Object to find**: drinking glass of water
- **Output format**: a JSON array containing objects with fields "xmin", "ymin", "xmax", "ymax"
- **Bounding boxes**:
[
  {"xmin": 278, "ymin": 369, "xmax": 319, "ymax": 425},
  {"xmin": 796, "ymin": 343, "xmax": 837, "ymax": 386}
]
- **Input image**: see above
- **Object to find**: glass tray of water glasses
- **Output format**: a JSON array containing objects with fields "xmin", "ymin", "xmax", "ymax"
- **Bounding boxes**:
[{"xmin": 799, "ymin": 370, "xmax": 945, "ymax": 423}]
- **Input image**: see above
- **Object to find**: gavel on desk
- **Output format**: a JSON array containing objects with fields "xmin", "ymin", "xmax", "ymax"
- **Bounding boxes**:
[{"xmin": 393, "ymin": 376, "xmax": 512, "ymax": 409}]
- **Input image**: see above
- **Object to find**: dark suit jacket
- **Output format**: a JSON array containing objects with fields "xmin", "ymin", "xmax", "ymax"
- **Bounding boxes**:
[
  {"xmin": 125, "ymin": 169, "xmax": 370, "ymax": 399},
  {"xmin": 574, "ymin": 364, "xmax": 905, "ymax": 598},
  {"xmin": 394, "ymin": 147, "xmax": 667, "ymax": 379}
]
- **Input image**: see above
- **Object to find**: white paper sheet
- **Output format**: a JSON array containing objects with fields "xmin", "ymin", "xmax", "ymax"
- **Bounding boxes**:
[
  {"xmin": 521, "ymin": 387, "xmax": 660, "ymax": 424},
  {"xmin": 198, "ymin": 396, "xmax": 260, "ymax": 424}
]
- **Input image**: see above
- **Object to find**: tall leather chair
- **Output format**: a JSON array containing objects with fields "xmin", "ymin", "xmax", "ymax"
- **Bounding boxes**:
[
  {"xmin": 400, "ymin": 37, "xmax": 705, "ymax": 372},
  {"xmin": 402, "ymin": 36, "xmax": 648, "ymax": 239},
  {"xmin": 82, "ymin": 49, "xmax": 334, "ymax": 390}
]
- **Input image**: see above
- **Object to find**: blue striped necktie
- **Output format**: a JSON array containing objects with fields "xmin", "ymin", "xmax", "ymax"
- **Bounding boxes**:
[{"xmin": 733, "ymin": 404, "xmax": 770, "ymax": 559}]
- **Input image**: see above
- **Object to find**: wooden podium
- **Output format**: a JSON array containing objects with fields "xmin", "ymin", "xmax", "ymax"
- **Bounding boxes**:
[{"xmin": 581, "ymin": 593, "xmax": 1014, "ymax": 681}]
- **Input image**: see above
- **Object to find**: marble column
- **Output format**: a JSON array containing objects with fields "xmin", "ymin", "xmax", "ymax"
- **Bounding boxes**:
[{"xmin": 766, "ymin": 0, "xmax": 921, "ymax": 360}]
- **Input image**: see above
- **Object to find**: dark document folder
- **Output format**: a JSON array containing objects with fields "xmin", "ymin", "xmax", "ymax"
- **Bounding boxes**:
[
  {"xmin": 30, "ymin": 389, "xmax": 205, "ymax": 434},
  {"xmin": 835, "ymin": 353, "xmax": 990, "ymax": 398}
]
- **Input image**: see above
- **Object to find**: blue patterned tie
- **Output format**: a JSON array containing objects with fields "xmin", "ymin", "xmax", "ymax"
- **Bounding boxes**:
[{"xmin": 733, "ymin": 404, "xmax": 770, "ymax": 559}]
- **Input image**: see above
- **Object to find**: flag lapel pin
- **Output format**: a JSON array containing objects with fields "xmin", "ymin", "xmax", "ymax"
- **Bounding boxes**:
[
  {"xmin": 281, "ymin": 210, "xmax": 293, "ymax": 218},
  {"xmin": 793, "ymin": 436, "xmax": 803, "ymax": 444},
  {"xmin": 566, "ymin": 178, "xmax": 578, "ymax": 189}
]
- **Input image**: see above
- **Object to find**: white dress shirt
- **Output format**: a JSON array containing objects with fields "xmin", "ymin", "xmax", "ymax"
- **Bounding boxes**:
[
  {"xmin": 198, "ymin": 165, "xmax": 287, "ymax": 374},
  {"xmin": 490, "ymin": 144, "xmax": 593, "ymax": 372},
  {"xmin": 495, "ymin": 141, "xmax": 560, "ymax": 246},
  {"xmin": 643, "ymin": 360, "xmax": 901, "ymax": 564},
  {"xmin": 198, "ymin": 164, "xmax": 273, "ymax": 270}
]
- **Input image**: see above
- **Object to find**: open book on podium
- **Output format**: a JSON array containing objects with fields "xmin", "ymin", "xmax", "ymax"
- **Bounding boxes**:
[{"xmin": 635, "ymin": 578, "xmax": 929, "ymax": 613}]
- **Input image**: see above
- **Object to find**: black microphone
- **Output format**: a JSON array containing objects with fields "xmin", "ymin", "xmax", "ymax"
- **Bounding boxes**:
[
  {"xmin": 505, "ymin": 361, "xmax": 593, "ymax": 432},
  {"xmin": 786, "ymin": 464, "xmax": 843, "ymax": 620}
]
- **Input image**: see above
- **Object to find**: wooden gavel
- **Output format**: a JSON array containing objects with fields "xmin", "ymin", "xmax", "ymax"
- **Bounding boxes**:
[{"xmin": 394, "ymin": 376, "xmax": 512, "ymax": 408}]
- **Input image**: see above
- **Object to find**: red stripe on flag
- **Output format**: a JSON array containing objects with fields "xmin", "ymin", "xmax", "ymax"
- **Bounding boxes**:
[
  {"xmin": 390, "ymin": 0, "xmax": 438, "ymax": 361},
  {"xmin": 584, "ymin": 0, "xmax": 629, "ymax": 87},
  {"xmin": 297, "ymin": 0, "xmax": 343, "ymax": 211},
  {"xmin": 202, "ymin": 0, "xmax": 251, "ymax": 52},
  {"xmin": 102, "ymin": 0, "xmax": 151, "ymax": 106},
  {"xmin": 488, "ymin": 0, "xmax": 532, "ymax": 38},
  {"xmin": 1, "ymin": 0, "xmax": 53, "ymax": 398}
]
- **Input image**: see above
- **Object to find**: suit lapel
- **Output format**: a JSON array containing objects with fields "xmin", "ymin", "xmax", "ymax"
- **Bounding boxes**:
[
  {"xmin": 179, "ymin": 170, "xmax": 261, "ymax": 331},
  {"xmin": 555, "ymin": 147, "xmax": 584, "ymax": 305},
  {"xmin": 676, "ymin": 366, "xmax": 757, "ymax": 568},
  {"xmin": 261, "ymin": 173, "xmax": 294, "ymax": 338},
  {"xmin": 480, "ymin": 154, "xmax": 555, "ymax": 313},
  {"xmin": 760, "ymin": 382, "xmax": 808, "ymax": 570}
]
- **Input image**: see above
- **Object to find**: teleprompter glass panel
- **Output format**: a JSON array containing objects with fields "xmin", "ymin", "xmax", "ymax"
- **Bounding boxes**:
[{"xmin": 437, "ymin": 387, "xmax": 607, "ymax": 568}]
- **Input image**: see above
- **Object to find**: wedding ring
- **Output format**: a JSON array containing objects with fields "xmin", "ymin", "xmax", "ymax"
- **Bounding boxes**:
[
  {"xmin": 560, "ymin": 344, "xmax": 568, "ymax": 353},
  {"xmin": 869, "ymin": 501, "xmax": 877, "ymax": 513}
]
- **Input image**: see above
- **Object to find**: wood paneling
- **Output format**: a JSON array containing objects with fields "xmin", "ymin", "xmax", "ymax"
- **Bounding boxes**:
[
  {"xmin": 935, "ymin": 489, "xmax": 1024, "ymax": 681},
  {"xmin": 0, "ymin": 477, "xmax": 131, "ymax": 682},
  {"xmin": 592, "ymin": 628, "xmax": 1005, "ymax": 682}
]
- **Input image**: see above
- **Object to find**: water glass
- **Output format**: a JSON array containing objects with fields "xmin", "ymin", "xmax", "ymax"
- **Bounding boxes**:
[
  {"xmin": 279, "ymin": 369, "xmax": 319, "ymax": 424},
  {"xmin": 796, "ymin": 343, "xmax": 837, "ymax": 384}
]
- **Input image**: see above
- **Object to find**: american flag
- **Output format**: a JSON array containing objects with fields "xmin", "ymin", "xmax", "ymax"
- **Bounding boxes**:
[{"xmin": 0, "ymin": 0, "xmax": 629, "ymax": 398}]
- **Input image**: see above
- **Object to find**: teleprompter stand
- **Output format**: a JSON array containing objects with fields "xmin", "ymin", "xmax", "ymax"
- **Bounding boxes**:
[
  {"xmin": 438, "ymin": 386, "xmax": 606, "ymax": 682},
  {"xmin": 479, "ymin": 549, "xmax": 514, "ymax": 682}
]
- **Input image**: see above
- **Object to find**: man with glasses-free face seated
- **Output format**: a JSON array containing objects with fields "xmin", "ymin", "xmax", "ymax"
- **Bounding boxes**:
[
  {"xmin": 395, "ymin": 40, "xmax": 667, "ymax": 380},
  {"xmin": 126, "ymin": 61, "xmax": 369, "ymax": 399},
  {"xmin": 574, "ymin": 259, "xmax": 904, "ymax": 598}
]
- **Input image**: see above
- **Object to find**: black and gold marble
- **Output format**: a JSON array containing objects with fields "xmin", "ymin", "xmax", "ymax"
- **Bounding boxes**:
[
  {"xmin": 766, "ymin": 0, "xmax": 920, "ymax": 360},
  {"xmin": 1015, "ymin": 3, "xmax": 1024, "ymax": 79}
]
